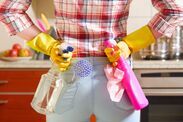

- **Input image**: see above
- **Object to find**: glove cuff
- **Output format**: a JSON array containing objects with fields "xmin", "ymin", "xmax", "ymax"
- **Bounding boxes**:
[
  {"xmin": 26, "ymin": 32, "xmax": 60, "ymax": 55},
  {"xmin": 117, "ymin": 41, "xmax": 131, "ymax": 59},
  {"xmin": 123, "ymin": 25, "xmax": 156, "ymax": 52}
]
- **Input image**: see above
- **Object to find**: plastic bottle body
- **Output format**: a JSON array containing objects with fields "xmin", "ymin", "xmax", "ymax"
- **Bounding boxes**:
[{"xmin": 31, "ymin": 65, "xmax": 63, "ymax": 114}]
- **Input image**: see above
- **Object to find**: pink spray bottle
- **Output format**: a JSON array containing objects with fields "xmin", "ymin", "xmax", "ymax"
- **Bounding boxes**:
[{"xmin": 104, "ymin": 39, "xmax": 149, "ymax": 110}]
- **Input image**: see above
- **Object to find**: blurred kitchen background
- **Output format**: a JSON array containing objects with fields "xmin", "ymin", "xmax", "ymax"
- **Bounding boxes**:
[{"xmin": 1, "ymin": 0, "xmax": 183, "ymax": 122}]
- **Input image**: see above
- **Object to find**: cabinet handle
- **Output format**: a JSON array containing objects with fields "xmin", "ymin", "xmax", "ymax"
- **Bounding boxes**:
[
  {"xmin": 0, "ymin": 80, "xmax": 8, "ymax": 85},
  {"xmin": 141, "ymin": 72, "xmax": 183, "ymax": 77},
  {"xmin": 0, "ymin": 100, "xmax": 8, "ymax": 104}
]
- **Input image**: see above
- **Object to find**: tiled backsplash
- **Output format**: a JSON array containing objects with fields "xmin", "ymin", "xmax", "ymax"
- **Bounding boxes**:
[{"xmin": 0, "ymin": 0, "xmax": 157, "ymax": 51}]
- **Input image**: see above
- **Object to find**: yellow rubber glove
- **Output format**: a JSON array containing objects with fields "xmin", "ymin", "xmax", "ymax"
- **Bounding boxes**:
[
  {"xmin": 27, "ymin": 32, "xmax": 72, "ymax": 71},
  {"xmin": 123, "ymin": 25, "xmax": 156, "ymax": 52},
  {"xmin": 104, "ymin": 41, "xmax": 131, "ymax": 64},
  {"xmin": 49, "ymin": 47, "xmax": 73, "ymax": 71},
  {"xmin": 104, "ymin": 25, "xmax": 156, "ymax": 64}
]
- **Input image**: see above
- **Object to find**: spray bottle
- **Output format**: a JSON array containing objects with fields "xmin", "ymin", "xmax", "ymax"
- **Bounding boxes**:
[{"xmin": 104, "ymin": 39, "xmax": 149, "ymax": 110}]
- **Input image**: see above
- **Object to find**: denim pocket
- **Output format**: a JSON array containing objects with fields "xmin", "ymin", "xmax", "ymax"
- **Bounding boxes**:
[
  {"xmin": 54, "ymin": 82, "xmax": 79, "ymax": 114},
  {"xmin": 113, "ymin": 92, "xmax": 134, "ymax": 111}
]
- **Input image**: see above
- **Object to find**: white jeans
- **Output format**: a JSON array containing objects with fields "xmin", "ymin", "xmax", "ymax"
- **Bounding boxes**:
[{"xmin": 46, "ymin": 57, "xmax": 140, "ymax": 122}]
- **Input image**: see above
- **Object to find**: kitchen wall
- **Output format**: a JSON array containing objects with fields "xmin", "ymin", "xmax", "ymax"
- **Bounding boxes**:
[
  {"xmin": 0, "ymin": 0, "xmax": 157, "ymax": 52},
  {"xmin": 128, "ymin": 0, "xmax": 157, "ymax": 59},
  {"xmin": 0, "ymin": 0, "xmax": 37, "ymax": 50}
]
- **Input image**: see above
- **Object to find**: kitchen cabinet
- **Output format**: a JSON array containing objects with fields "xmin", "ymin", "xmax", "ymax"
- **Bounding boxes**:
[{"xmin": 0, "ymin": 68, "xmax": 48, "ymax": 122}]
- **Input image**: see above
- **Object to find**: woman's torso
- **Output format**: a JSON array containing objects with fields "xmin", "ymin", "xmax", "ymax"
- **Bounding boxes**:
[{"xmin": 54, "ymin": 0, "xmax": 131, "ymax": 57}]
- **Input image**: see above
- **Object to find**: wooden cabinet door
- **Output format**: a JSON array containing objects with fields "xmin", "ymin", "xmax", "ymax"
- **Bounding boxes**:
[
  {"xmin": 0, "ymin": 69, "xmax": 48, "ymax": 92},
  {"xmin": 0, "ymin": 69, "xmax": 49, "ymax": 122},
  {"xmin": 0, "ymin": 94, "xmax": 46, "ymax": 122}
]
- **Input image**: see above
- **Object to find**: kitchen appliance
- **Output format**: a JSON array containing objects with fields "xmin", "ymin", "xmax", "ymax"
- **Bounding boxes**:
[
  {"xmin": 141, "ymin": 96, "xmax": 183, "ymax": 122},
  {"xmin": 134, "ymin": 69, "xmax": 183, "ymax": 122},
  {"xmin": 139, "ymin": 36, "xmax": 171, "ymax": 60},
  {"xmin": 139, "ymin": 26, "xmax": 183, "ymax": 60},
  {"xmin": 169, "ymin": 26, "xmax": 183, "ymax": 59}
]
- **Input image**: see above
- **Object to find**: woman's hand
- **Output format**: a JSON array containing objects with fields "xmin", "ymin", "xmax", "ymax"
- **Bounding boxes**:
[
  {"xmin": 104, "ymin": 41, "xmax": 131, "ymax": 63},
  {"xmin": 26, "ymin": 32, "xmax": 73, "ymax": 72},
  {"xmin": 50, "ymin": 46, "xmax": 73, "ymax": 71}
]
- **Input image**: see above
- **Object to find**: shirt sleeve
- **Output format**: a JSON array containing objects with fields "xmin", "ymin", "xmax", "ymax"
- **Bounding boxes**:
[
  {"xmin": 148, "ymin": 0, "xmax": 183, "ymax": 37},
  {"xmin": 0, "ymin": 0, "xmax": 34, "ymax": 36}
]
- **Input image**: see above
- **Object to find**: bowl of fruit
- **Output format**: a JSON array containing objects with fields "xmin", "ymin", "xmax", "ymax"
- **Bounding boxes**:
[{"xmin": 0, "ymin": 43, "xmax": 33, "ymax": 61}]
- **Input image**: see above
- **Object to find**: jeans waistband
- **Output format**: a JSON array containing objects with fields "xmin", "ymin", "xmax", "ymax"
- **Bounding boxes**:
[
  {"xmin": 72, "ymin": 56, "xmax": 132, "ymax": 66},
  {"xmin": 72, "ymin": 57, "xmax": 109, "ymax": 65}
]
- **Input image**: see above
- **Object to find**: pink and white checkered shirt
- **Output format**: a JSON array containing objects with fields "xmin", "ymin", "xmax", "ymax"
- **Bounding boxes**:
[{"xmin": 0, "ymin": 0, "xmax": 183, "ymax": 57}]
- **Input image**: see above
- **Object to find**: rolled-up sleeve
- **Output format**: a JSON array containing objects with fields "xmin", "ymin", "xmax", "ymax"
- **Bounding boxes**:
[
  {"xmin": 148, "ymin": 0, "xmax": 183, "ymax": 37},
  {"xmin": 0, "ymin": 0, "xmax": 34, "ymax": 35}
]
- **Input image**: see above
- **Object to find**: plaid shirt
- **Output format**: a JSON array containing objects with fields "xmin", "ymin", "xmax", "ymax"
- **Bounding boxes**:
[{"xmin": 0, "ymin": 0, "xmax": 183, "ymax": 57}]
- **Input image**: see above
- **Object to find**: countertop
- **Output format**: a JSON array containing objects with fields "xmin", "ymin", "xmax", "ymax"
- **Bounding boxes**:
[
  {"xmin": 1, "ymin": 59, "xmax": 183, "ymax": 96},
  {"xmin": 132, "ymin": 60, "xmax": 183, "ymax": 69},
  {"xmin": 0, "ymin": 60, "xmax": 51, "ymax": 69},
  {"xmin": 1, "ymin": 59, "xmax": 183, "ymax": 69}
]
